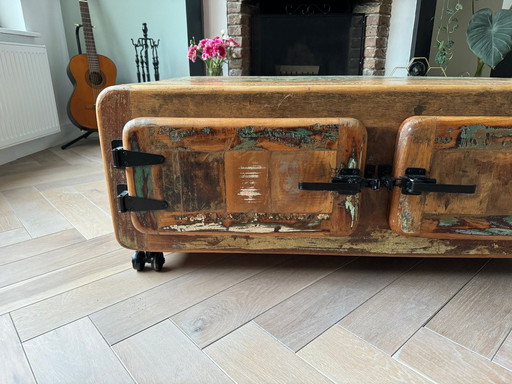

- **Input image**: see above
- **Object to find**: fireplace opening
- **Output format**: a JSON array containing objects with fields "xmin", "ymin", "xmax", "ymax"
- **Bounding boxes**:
[
  {"xmin": 251, "ymin": 12, "xmax": 365, "ymax": 76},
  {"xmin": 228, "ymin": 1, "xmax": 392, "ymax": 77}
]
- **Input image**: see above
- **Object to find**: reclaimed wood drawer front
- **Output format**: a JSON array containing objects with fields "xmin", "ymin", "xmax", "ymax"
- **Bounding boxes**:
[
  {"xmin": 389, "ymin": 116, "xmax": 512, "ymax": 240},
  {"xmin": 122, "ymin": 117, "xmax": 367, "ymax": 236}
]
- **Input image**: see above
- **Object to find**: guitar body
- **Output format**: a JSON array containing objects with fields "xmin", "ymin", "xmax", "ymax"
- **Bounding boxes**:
[{"xmin": 67, "ymin": 53, "xmax": 117, "ymax": 130}]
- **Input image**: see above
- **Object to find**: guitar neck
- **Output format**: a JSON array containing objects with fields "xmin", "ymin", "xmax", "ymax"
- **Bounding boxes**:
[{"xmin": 79, "ymin": 0, "xmax": 100, "ymax": 72}]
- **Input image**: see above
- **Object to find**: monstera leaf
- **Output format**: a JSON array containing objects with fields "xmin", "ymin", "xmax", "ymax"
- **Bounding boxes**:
[{"xmin": 467, "ymin": 8, "xmax": 512, "ymax": 68}]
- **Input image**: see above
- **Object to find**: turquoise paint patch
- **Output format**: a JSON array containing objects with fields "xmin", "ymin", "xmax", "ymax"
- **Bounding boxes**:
[
  {"xmin": 459, "ymin": 124, "xmax": 512, "ymax": 149},
  {"xmin": 455, "ymin": 228, "xmax": 512, "ymax": 236},
  {"xmin": 439, "ymin": 217, "xmax": 460, "ymax": 227},
  {"xmin": 130, "ymin": 140, "xmax": 153, "ymax": 198},
  {"xmin": 234, "ymin": 124, "xmax": 339, "ymax": 150}
]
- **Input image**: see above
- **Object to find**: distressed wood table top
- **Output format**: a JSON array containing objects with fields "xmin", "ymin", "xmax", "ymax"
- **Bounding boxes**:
[{"xmin": 97, "ymin": 76, "xmax": 512, "ymax": 257}]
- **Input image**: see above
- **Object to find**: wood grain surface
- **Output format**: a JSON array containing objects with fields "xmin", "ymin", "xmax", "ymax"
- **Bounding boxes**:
[
  {"xmin": 11, "ymin": 253, "xmax": 215, "ymax": 342},
  {"xmin": 205, "ymin": 322, "xmax": 333, "ymax": 383},
  {"xmin": 0, "ymin": 249, "xmax": 128, "ymax": 315},
  {"xmin": 0, "ymin": 314, "xmax": 35, "ymax": 384},
  {"xmin": 113, "ymin": 320, "xmax": 234, "ymax": 384},
  {"xmin": 396, "ymin": 327, "xmax": 512, "ymax": 384},
  {"xmin": 96, "ymin": 77, "xmax": 512, "ymax": 257},
  {"xmin": 427, "ymin": 258, "xmax": 512, "ymax": 358},
  {"xmin": 339, "ymin": 258, "xmax": 485, "ymax": 354},
  {"xmin": 298, "ymin": 325, "xmax": 434, "ymax": 383},
  {"xmin": 90, "ymin": 254, "xmax": 286, "ymax": 345},
  {"xmin": 23, "ymin": 318, "xmax": 133, "ymax": 384},
  {"xmin": 0, "ymin": 233, "xmax": 121, "ymax": 288},
  {"xmin": 255, "ymin": 257, "xmax": 418, "ymax": 351},
  {"xmin": 122, "ymin": 117, "xmax": 366, "ymax": 236},
  {"xmin": 2, "ymin": 187, "xmax": 73, "ymax": 238},
  {"xmin": 171, "ymin": 255, "xmax": 349, "ymax": 348},
  {"xmin": 3, "ymin": 131, "xmax": 511, "ymax": 383},
  {"xmin": 494, "ymin": 332, "xmax": 512, "ymax": 371},
  {"xmin": 390, "ymin": 116, "xmax": 512, "ymax": 240}
]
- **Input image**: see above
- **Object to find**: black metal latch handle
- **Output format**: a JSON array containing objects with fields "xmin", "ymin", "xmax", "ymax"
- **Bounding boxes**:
[
  {"xmin": 299, "ymin": 169, "xmax": 369, "ymax": 196},
  {"xmin": 398, "ymin": 168, "xmax": 476, "ymax": 195},
  {"xmin": 299, "ymin": 167, "xmax": 476, "ymax": 196}
]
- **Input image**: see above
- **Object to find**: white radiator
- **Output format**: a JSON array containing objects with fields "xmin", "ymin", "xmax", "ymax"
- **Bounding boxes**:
[{"xmin": 0, "ymin": 42, "xmax": 60, "ymax": 149}]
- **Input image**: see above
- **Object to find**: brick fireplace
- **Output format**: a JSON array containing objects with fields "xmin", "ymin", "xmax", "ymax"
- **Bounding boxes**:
[{"xmin": 227, "ymin": 0, "xmax": 393, "ymax": 76}]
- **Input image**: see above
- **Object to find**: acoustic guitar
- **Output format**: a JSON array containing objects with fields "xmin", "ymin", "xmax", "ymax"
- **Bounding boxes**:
[{"xmin": 67, "ymin": 0, "xmax": 116, "ymax": 130}]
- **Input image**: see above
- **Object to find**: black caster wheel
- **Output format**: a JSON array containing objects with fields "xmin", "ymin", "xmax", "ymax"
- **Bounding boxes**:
[
  {"xmin": 148, "ymin": 252, "xmax": 165, "ymax": 271},
  {"xmin": 132, "ymin": 251, "xmax": 146, "ymax": 271}
]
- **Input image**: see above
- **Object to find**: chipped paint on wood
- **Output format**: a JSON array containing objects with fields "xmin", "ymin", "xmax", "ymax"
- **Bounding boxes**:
[
  {"xmin": 167, "ymin": 229, "xmax": 460, "ymax": 255},
  {"xmin": 237, "ymin": 164, "xmax": 266, "ymax": 203},
  {"xmin": 430, "ymin": 216, "xmax": 512, "ymax": 237},
  {"xmin": 156, "ymin": 125, "xmax": 217, "ymax": 143},
  {"xmin": 233, "ymin": 124, "xmax": 340, "ymax": 150},
  {"xmin": 160, "ymin": 212, "xmax": 331, "ymax": 233},
  {"xmin": 344, "ymin": 195, "xmax": 358, "ymax": 229},
  {"xmin": 398, "ymin": 196, "xmax": 415, "ymax": 234},
  {"xmin": 128, "ymin": 139, "xmax": 154, "ymax": 199},
  {"xmin": 458, "ymin": 124, "xmax": 512, "ymax": 149}
]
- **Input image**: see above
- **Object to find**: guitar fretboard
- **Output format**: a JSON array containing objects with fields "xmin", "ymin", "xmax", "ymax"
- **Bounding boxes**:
[{"xmin": 79, "ymin": 0, "xmax": 100, "ymax": 73}]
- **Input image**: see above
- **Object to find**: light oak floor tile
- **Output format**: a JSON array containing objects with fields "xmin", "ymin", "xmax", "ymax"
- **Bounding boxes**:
[
  {"xmin": 0, "ymin": 192, "xmax": 22, "ymax": 232},
  {"xmin": 73, "ymin": 180, "xmax": 111, "ymax": 215},
  {"xmin": 0, "ymin": 233, "xmax": 121, "ymax": 288},
  {"xmin": 0, "ymin": 156, "xmax": 40, "ymax": 175},
  {"xmin": 427, "ymin": 259, "xmax": 512, "ymax": 358},
  {"xmin": 91, "ymin": 254, "xmax": 287, "ymax": 345},
  {"xmin": 2, "ymin": 186, "xmax": 73, "ymax": 238},
  {"xmin": 41, "ymin": 186, "xmax": 113, "ymax": 239},
  {"xmin": 0, "ymin": 229, "xmax": 85, "ymax": 266},
  {"xmin": 395, "ymin": 327, "xmax": 512, "ymax": 384},
  {"xmin": 339, "ymin": 258, "xmax": 485, "ymax": 354},
  {"xmin": 494, "ymin": 332, "xmax": 512, "ymax": 371},
  {"xmin": 0, "ymin": 227, "xmax": 31, "ymax": 247},
  {"xmin": 0, "ymin": 163, "xmax": 103, "ymax": 192},
  {"xmin": 0, "ymin": 314, "xmax": 36, "ymax": 384},
  {"xmin": 114, "ymin": 320, "xmax": 234, "ymax": 384},
  {"xmin": 24, "ymin": 317, "xmax": 133, "ymax": 384},
  {"xmin": 298, "ymin": 325, "xmax": 433, "ymax": 383},
  {"xmin": 29, "ymin": 149, "xmax": 67, "ymax": 165},
  {"xmin": 67, "ymin": 140, "xmax": 103, "ymax": 163},
  {"xmin": 173, "ymin": 255, "xmax": 350, "ymax": 348},
  {"xmin": 49, "ymin": 143, "xmax": 100, "ymax": 166},
  {"xmin": 0, "ymin": 249, "xmax": 128, "ymax": 315},
  {"xmin": 205, "ymin": 321, "xmax": 332, "ymax": 383},
  {"xmin": 11, "ymin": 253, "xmax": 219, "ymax": 342},
  {"xmin": 256, "ymin": 257, "xmax": 418, "ymax": 352}
]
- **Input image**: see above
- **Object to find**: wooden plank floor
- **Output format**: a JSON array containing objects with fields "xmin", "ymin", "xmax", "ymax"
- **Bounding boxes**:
[{"xmin": 0, "ymin": 138, "xmax": 511, "ymax": 383}]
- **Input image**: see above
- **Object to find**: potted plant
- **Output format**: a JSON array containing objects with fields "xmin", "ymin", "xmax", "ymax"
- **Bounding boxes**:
[{"xmin": 467, "ymin": 6, "xmax": 512, "ymax": 76}]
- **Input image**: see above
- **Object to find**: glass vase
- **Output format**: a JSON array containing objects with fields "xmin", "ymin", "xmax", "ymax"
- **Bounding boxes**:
[{"xmin": 206, "ymin": 61, "xmax": 224, "ymax": 76}]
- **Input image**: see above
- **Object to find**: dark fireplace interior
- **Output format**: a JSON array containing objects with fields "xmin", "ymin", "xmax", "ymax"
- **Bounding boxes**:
[{"xmin": 251, "ymin": 1, "xmax": 366, "ymax": 76}]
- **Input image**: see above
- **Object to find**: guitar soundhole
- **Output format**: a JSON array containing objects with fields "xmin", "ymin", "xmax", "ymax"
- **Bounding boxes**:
[{"xmin": 87, "ymin": 71, "xmax": 104, "ymax": 87}]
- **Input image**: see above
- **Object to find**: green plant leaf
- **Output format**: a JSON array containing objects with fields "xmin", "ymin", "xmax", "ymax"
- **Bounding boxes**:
[{"xmin": 467, "ymin": 8, "xmax": 512, "ymax": 68}]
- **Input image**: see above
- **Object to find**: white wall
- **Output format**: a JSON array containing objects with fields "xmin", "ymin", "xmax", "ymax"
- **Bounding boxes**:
[
  {"xmin": 0, "ymin": 0, "xmax": 77, "ymax": 165},
  {"xmin": 0, "ymin": 0, "xmax": 25, "ymax": 30},
  {"xmin": 202, "ymin": 0, "xmax": 228, "ymax": 74},
  {"xmin": 59, "ymin": 0, "xmax": 190, "ymax": 84},
  {"xmin": 203, "ymin": 0, "xmax": 227, "ymax": 37},
  {"xmin": 385, "ymin": 0, "xmax": 418, "ymax": 76}
]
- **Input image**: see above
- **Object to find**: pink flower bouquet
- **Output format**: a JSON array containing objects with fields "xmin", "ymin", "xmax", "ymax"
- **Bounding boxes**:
[{"xmin": 187, "ymin": 34, "xmax": 239, "ymax": 76}]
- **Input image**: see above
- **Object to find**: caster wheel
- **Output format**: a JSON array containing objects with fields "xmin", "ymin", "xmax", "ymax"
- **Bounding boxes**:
[
  {"xmin": 148, "ymin": 252, "xmax": 165, "ymax": 271},
  {"xmin": 132, "ymin": 251, "xmax": 146, "ymax": 271}
]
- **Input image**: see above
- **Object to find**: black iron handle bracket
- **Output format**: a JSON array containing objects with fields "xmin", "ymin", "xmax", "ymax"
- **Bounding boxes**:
[
  {"xmin": 111, "ymin": 140, "xmax": 165, "ymax": 168},
  {"xmin": 116, "ymin": 184, "xmax": 169, "ymax": 213}
]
